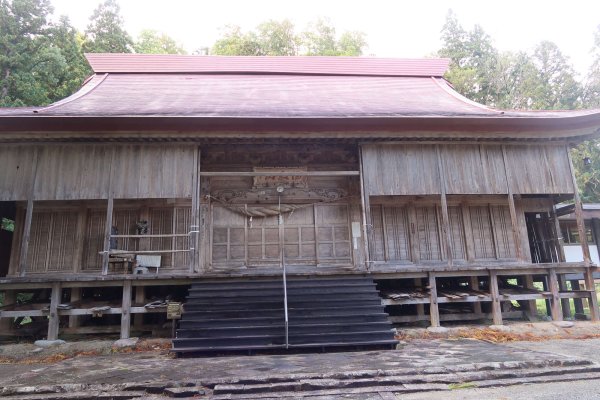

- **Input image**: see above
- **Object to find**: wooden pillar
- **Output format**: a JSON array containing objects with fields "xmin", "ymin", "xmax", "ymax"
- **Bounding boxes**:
[
  {"xmin": 189, "ymin": 146, "xmax": 201, "ymax": 273},
  {"xmin": 428, "ymin": 273, "xmax": 440, "ymax": 327},
  {"xmin": 523, "ymin": 275, "xmax": 539, "ymax": 319},
  {"xmin": 133, "ymin": 285, "xmax": 145, "ymax": 329},
  {"xmin": 558, "ymin": 274, "xmax": 572, "ymax": 319},
  {"xmin": 121, "ymin": 280, "xmax": 132, "ymax": 339},
  {"xmin": 17, "ymin": 199, "xmax": 34, "ymax": 277},
  {"xmin": 18, "ymin": 147, "xmax": 39, "ymax": 277},
  {"xmin": 567, "ymin": 151, "xmax": 591, "ymax": 263},
  {"xmin": 461, "ymin": 204, "xmax": 475, "ymax": 262},
  {"xmin": 584, "ymin": 268, "xmax": 599, "ymax": 321},
  {"xmin": 571, "ymin": 280, "xmax": 585, "ymax": 314},
  {"xmin": 358, "ymin": 146, "xmax": 372, "ymax": 269},
  {"xmin": 47, "ymin": 282, "xmax": 62, "ymax": 340},
  {"xmin": 470, "ymin": 276, "xmax": 483, "ymax": 315},
  {"xmin": 592, "ymin": 218, "xmax": 600, "ymax": 254},
  {"xmin": 501, "ymin": 146, "xmax": 524, "ymax": 262},
  {"xmin": 548, "ymin": 268, "xmax": 563, "ymax": 321},
  {"xmin": 550, "ymin": 203, "xmax": 566, "ymax": 263},
  {"xmin": 68, "ymin": 288, "xmax": 81, "ymax": 329},
  {"xmin": 101, "ymin": 196, "xmax": 114, "ymax": 275},
  {"xmin": 435, "ymin": 145, "xmax": 453, "ymax": 267},
  {"xmin": 102, "ymin": 148, "xmax": 116, "ymax": 276},
  {"xmin": 414, "ymin": 278, "xmax": 425, "ymax": 318},
  {"xmin": 507, "ymin": 195, "xmax": 523, "ymax": 261},
  {"xmin": 567, "ymin": 150, "xmax": 598, "ymax": 320},
  {"xmin": 489, "ymin": 271, "xmax": 503, "ymax": 325},
  {"xmin": 0, "ymin": 290, "xmax": 16, "ymax": 333}
]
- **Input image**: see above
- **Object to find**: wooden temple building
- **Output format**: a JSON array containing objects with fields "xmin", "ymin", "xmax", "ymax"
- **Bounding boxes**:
[{"xmin": 1, "ymin": 54, "xmax": 600, "ymax": 352}]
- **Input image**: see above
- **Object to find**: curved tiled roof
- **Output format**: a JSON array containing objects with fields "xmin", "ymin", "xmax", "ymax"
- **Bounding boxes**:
[{"xmin": 1, "ymin": 54, "xmax": 600, "ymax": 141}]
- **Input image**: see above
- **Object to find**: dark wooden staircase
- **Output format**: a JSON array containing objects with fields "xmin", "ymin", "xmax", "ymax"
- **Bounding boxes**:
[{"xmin": 172, "ymin": 276, "xmax": 397, "ymax": 354}]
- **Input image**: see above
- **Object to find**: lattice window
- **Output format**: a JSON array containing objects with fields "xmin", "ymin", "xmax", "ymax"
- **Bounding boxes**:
[
  {"xmin": 369, "ymin": 205, "xmax": 411, "ymax": 262},
  {"xmin": 491, "ymin": 205, "xmax": 516, "ymax": 259},
  {"xmin": 448, "ymin": 206, "xmax": 467, "ymax": 260},
  {"xmin": 82, "ymin": 210, "xmax": 105, "ymax": 271},
  {"xmin": 415, "ymin": 206, "xmax": 442, "ymax": 261},
  {"xmin": 27, "ymin": 211, "xmax": 78, "ymax": 273},
  {"xmin": 469, "ymin": 205, "xmax": 496, "ymax": 259}
]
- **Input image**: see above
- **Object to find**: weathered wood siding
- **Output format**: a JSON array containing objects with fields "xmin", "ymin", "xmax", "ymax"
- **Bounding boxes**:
[
  {"xmin": 362, "ymin": 144, "xmax": 440, "ymax": 196},
  {"xmin": 111, "ymin": 145, "xmax": 195, "ymax": 199},
  {"xmin": 1, "ymin": 144, "xmax": 196, "ymax": 201},
  {"xmin": 34, "ymin": 145, "xmax": 111, "ymax": 200},
  {"xmin": 440, "ymin": 145, "xmax": 507, "ymax": 194},
  {"xmin": 362, "ymin": 143, "xmax": 574, "ymax": 196},
  {"xmin": 0, "ymin": 145, "xmax": 38, "ymax": 201},
  {"xmin": 504, "ymin": 145, "xmax": 574, "ymax": 194}
]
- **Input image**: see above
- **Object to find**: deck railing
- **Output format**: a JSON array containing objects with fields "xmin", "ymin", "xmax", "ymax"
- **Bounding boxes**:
[{"xmin": 100, "ymin": 228, "xmax": 199, "ymax": 274}]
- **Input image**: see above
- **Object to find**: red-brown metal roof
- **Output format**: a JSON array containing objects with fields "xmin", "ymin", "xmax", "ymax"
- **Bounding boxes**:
[
  {"xmin": 1, "ymin": 55, "xmax": 600, "ymax": 141},
  {"xmin": 31, "ymin": 74, "xmax": 496, "ymax": 118},
  {"xmin": 85, "ymin": 54, "xmax": 451, "ymax": 77}
]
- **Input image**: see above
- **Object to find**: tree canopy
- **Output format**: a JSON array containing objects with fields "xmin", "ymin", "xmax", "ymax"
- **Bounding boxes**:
[
  {"xmin": 83, "ymin": 0, "xmax": 133, "ymax": 53},
  {"xmin": 212, "ymin": 18, "xmax": 367, "ymax": 56},
  {"xmin": 438, "ymin": 10, "xmax": 600, "ymax": 202},
  {"xmin": 133, "ymin": 29, "xmax": 186, "ymax": 55}
]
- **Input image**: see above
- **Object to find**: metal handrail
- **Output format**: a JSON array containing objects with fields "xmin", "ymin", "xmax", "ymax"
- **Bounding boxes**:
[
  {"xmin": 283, "ymin": 255, "xmax": 289, "ymax": 349},
  {"xmin": 278, "ymin": 194, "xmax": 289, "ymax": 349}
]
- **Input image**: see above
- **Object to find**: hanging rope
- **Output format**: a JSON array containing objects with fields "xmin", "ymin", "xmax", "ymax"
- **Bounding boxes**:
[{"xmin": 205, "ymin": 194, "xmax": 358, "ymax": 219}]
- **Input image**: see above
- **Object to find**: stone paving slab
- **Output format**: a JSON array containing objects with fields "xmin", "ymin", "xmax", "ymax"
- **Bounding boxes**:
[{"xmin": 0, "ymin": 338, "xmax": 588, "ymax": 391}]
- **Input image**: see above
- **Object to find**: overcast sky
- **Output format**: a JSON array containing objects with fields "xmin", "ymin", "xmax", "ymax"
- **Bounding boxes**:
[{"xmin": 51, "ymin": 0, "xmax": 600, "ymax": 77}]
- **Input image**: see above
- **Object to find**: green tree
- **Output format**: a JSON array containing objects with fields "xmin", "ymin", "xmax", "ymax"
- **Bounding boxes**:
[
  {"xmin": 572, "ymin": 26, "xmax": 600, "ymax": 203},
  {"xmin": 530, "ymin": 41, "xmax": 582, "ymax": 109},
  {"xmin": 84, "ymin": 0, "xmax": 132, "ymax": 53},
  {"xmin": 256, "ymin": 20, "xmax": 298, "ymax": 56},
  {"xmin": 487, "ymin": 51, "xmax": 540, "ymax": 109},
  {"xmin": 438, "ymin": 10, "xmax": 499, "ymax": 105},
  {"xmin": 584, "ymin": 25, "xmax": 600, "ymax": 107},
  {"xmin": 571, "ymin": 142, "xmax": 600, "ymax": 202},
  {"xmin": 337, "ymin": 31, "xmax": 367, "ymax": 56},
  {"xmin": 302, "ymin": 18, "xmax": 365, "ymax": 56},
  {"xmin": 0, "ymin": 0, "xmax": 66, "ymax": 106},
  {"xmin": 211, "ymin": 25, "xmax": 262, "ymax": 56},
  {"xmin": 211, "ymin": 19, "xmax": 367, "ymax": 56},
  {"xmin": 48, "ymin": 16, "xmax": 91, "ymax": 100},
  {"xmin": 134, "ymin": 29, "xmax": 186, "ymax": 54}
]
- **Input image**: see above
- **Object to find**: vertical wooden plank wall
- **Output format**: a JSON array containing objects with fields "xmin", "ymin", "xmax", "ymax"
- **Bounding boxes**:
[
  {"xmin": 358, "ymin": 146, "xmax": 372, "ymax": 269},
  {"xmin": 102, "ymin": 148, "xmax": 116, "ymax": 276},
  {"xmin": 435, "ymin": 145, "xmax": 453, "ymax": 268},
  {"xmin": 17, "ymin": 148, "xmax": 39, "ymax": 277}
]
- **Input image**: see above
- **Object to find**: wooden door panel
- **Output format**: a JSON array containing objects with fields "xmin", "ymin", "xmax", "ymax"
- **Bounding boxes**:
[{"xmin": 211, "ymin": 203, "xmax": 352, "ymax": 267}]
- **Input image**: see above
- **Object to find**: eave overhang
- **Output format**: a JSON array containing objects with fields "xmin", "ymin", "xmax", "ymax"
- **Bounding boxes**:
[{"xmin": 0, "ymin": 114, "xmax": 599, "ymax": 143}]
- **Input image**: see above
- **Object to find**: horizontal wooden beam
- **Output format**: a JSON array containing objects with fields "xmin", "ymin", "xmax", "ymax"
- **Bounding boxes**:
[
  {"xmin": 200, "ymin": 171, "xmax": 360, "ymax": 177},
  {"xmin": 111, "ymin": 234, "xmax": 192, "ymax": 238},
  {"xmin": 389, "ymin": 310, "xmax": 524, "ymax": 323}
]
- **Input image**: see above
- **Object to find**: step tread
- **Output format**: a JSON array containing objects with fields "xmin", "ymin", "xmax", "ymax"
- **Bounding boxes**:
[
  {"xmin": 172, "ymin": 339, "xmax": 398, "ymax": 353},
  {"xmin": 189, "ymin": 282, "xmax": 376, "ymax": 291},
  {"xmin": 173, "ymin": 330, "xmax": 395, "ymax": 343}
]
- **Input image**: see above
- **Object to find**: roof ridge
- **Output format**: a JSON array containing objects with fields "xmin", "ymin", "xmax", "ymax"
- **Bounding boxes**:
[{"xmin": 84, "ymin": 54, "xmax": 451, "ymax": 77}]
